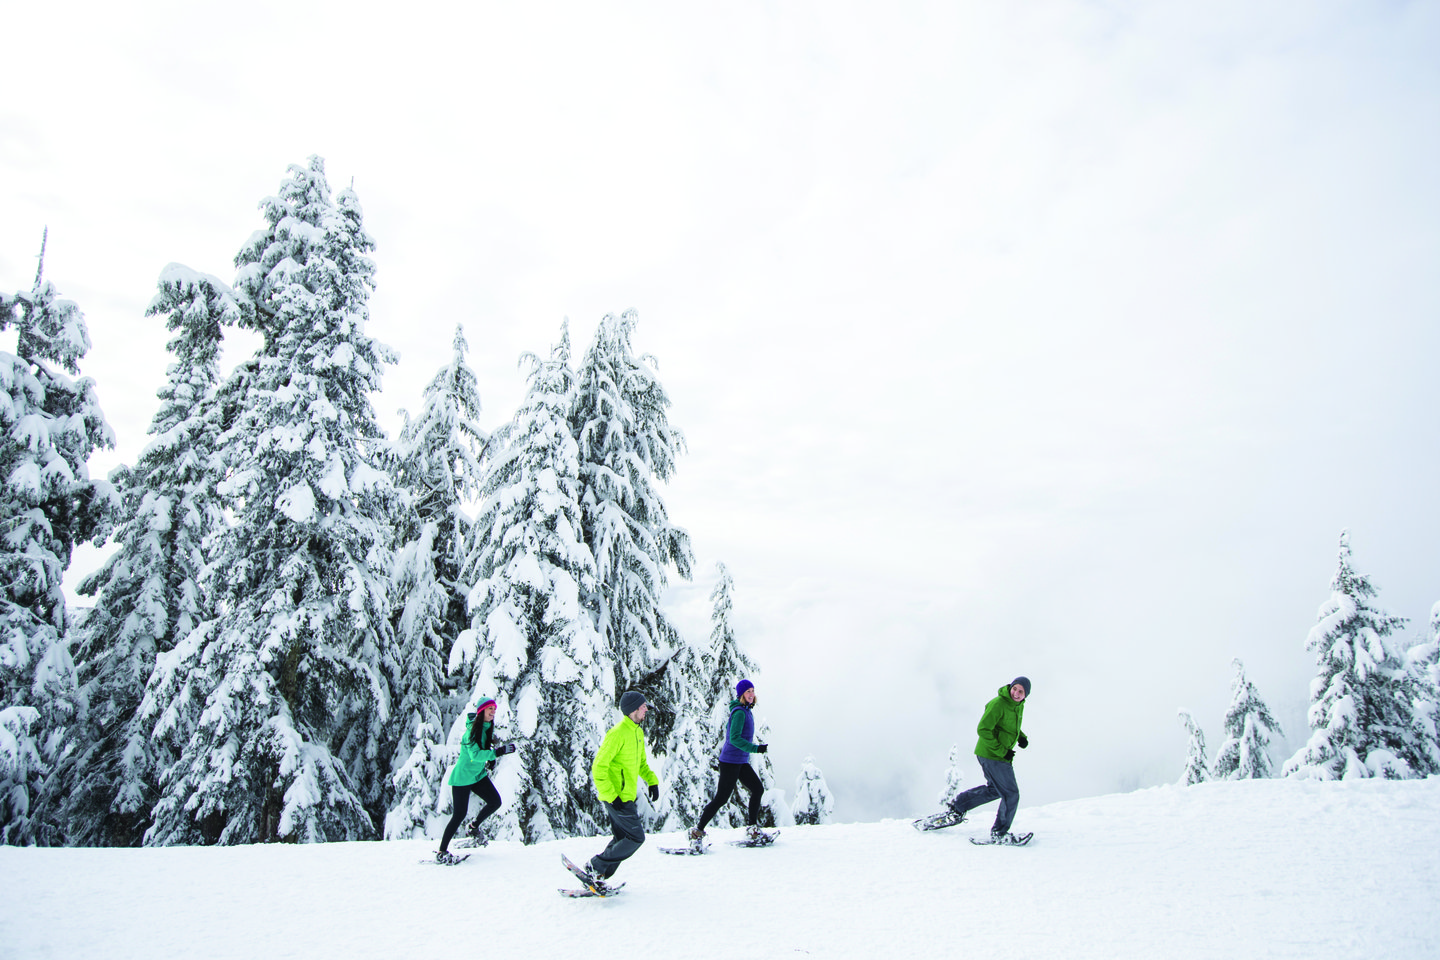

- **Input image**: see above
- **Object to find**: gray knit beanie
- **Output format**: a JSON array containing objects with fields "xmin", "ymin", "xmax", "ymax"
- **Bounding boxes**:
[
  {"xmin": 619, "ymin": 690, "xmax": 647, "ymax": 715},
  {"xmin": 1011, "ymin": 676, "xmax": 1032, "ymax": 697}
]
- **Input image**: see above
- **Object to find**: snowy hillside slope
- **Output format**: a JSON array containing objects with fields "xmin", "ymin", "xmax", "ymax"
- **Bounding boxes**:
[{"xmin": 2, "ymin": 777, "xmax": 1436, "ymax": 960}]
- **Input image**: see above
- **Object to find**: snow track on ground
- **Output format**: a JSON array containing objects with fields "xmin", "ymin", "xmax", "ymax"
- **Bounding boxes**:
[{"xmin": 2, "ymin": 777, "xmax": 1436, "ymax": 959}]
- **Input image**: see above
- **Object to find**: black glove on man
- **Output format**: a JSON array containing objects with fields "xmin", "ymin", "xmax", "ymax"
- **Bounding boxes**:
[
  {"xmin": 495, "ymin": 742, "xmax": 517, "ymax": 756},
  {"xmin": 1017, "ymin": 734, "xmax": 1028, "ymax": 750},
  {"xmin": 1003, "ymin": 749, "xmax": 1016, "ymax": 762},
  {"xmin": 648, "ymin": 783, "xmax": 660, "ymax": 802},
  {"xmin": 755, "ymin": 743, "xmax": 768, "ymax": 754}
]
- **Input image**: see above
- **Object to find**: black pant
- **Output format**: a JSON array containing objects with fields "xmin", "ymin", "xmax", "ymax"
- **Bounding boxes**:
[
  {"xmin": 697, "ymin": 761, "xmax": 764, "ymax": 831},
  {"xmin": 439, "ymin": 778, "xmax": 501, "ymax": 851}
]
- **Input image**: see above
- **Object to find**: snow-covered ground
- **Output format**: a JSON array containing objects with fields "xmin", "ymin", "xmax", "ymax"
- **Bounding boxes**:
[{"xmin": 3, "ymin": 777, "xmax": 1436, "ymax": 960}]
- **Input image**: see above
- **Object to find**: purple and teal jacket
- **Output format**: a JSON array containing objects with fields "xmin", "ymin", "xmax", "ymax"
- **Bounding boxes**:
[{"xmin": 718, "ymin": 698, "xmax": 760, "ymax": 764}]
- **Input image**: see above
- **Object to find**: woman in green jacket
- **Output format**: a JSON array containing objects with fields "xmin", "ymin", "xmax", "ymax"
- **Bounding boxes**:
[{"xmin": 437, "ymin": 698, "xmax": 515, "ymax": 863}]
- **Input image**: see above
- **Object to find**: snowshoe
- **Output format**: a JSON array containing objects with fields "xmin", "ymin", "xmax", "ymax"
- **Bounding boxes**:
[
  {"xmin": 559, "ymin": 882, "xmax": 625, "ymax": 898},
  {"xmin": 660, "ymin": 828, "xmax": 710, "ymax": 855},
  {"xmin": 426, "ymin": 850, "xmax": 471, "ymax": 865},
  {"xmin": 913, "ymin": 810, "xmax": 967, "ymax": 832},
  {"xmin": 970, "ymin": 831, "xmax": 1033, "ymax": 846},
  {"xmin": 728, "ymin": 827, "xmax": 779, "ymax": 847},
  {"xmin": 559, "ymin": 853, "xmax": 624, "ymax": 897}
]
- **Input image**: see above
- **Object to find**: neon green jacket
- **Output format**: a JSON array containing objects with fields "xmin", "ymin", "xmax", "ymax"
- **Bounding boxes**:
[
  {"xmin": 974, "ymin": 686, "xmax": 1027, "ymax": 762},
  {"xmin": 592, "ymin": 716, "xmax": 658, "ymax": 803}
]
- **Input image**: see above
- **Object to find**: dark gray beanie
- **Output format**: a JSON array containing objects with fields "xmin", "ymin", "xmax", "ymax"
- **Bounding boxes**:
[
  {"xmin": 619, "ymin": 690, "xmax": 647, "ymax": 715},
  {"xmin": 1011, "ymin": 676, "xmax": 1032, "ymax": 697}
]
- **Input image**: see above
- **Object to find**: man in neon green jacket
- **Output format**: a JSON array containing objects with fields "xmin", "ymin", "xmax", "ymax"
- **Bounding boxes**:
[{"xmin": 585, "ymin": 690, "xmax": 660, "ymax": 883}]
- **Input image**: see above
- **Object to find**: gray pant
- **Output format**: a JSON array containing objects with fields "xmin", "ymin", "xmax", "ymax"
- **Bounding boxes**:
[
  {"xmin": 948, "ymin": 756, "xmax": 1020, "ymax": 835},
  {"xmin": 590, "ymin": 799, "xmax": 645, "ymax": 879}
]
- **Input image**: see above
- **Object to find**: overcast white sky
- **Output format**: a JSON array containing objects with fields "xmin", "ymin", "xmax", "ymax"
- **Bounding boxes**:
[{"xmin": 4, "ymin": 0, "xmax": 1439, "ymax": 821}]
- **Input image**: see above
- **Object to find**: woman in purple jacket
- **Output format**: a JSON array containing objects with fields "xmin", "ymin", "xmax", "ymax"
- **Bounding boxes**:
[{"xmin": 690, "ymin": 679, "xmax": 769, "ymax": 845}]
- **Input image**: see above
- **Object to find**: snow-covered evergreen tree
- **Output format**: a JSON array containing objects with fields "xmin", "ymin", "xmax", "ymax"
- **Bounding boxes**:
[
  {"xmin": 704, "ymin": 562, "xmax": 761, "ymax": 829},
  {"xmin": 453, "ymin": 324, "xmax": 611, "ymax": 843},
  {"xmin": 0, "ymin": 236, "xmax": 116, "ymax": 844},
  {"xmin": 938, "ymin": 744, "xmax": 965, "ymax": 806},
  {"xmin": 570, "ymin": 310, "xmax": 693, "ymax": 744},
  {"xmin": 654, "ymin": 635, "xmax": 716, "ymax": 831},
  {"xmin": 382, "ymin": 325, "xmax": 488, "ymax": 837},
  {"xmin": 1393, "ymin": 607, "xmax": 1440, "ymax": 782},
  {"xmin": 1283, "ymin": 532, "xmax": 1429, "ymax": 780},
  {"xmin": 707, "ymin": 562, "xmax": 758, "ymax": 712},
  {"xmin": 1211, "ymin": 659, "xmax": 1283, "ymax": 781},
  {"xmin": 141, "ymin": 158, "xmax": 400, "ymax": 844},
  {"xmin": 54, "ymin": 266, "xmax": 234, "ymax": 846},
  {"xmin": 792, "ymin": 755, "xmax": 834, "ymax": 825},
  {"xmin": 1178, "ymin": 710, "xmax": 1210, "ymax": 786}
]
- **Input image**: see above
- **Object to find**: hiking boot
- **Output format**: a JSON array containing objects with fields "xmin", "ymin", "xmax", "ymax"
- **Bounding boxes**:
[
  {"xmin": 583, "ymin": 861, "xmax": 615, "ymax": 894},
  {"xmin": 435, "ymin": 850, "xmax": 462, "ymax": 865}
]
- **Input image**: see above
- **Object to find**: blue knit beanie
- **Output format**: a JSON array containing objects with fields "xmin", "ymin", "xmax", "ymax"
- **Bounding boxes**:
[{"xmin": 736, "ymin": 679, "xmax": 755, "ymax": 698}]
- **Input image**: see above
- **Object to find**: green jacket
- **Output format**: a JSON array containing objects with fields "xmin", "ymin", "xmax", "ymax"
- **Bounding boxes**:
[
  {"xmin": 592, "ymin": 716, "xmax": 659, "ymax": 803},
  {"xmin": 974, "ymin": 686, "xmax": 1027, "ymax": 762},
  {"xmin": 449, "ymin": 718, "xmax": 497, "ymax": 786}
]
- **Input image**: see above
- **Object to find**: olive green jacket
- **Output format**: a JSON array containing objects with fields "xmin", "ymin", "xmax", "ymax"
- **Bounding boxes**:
[{"xmin": 974, "ymin": 686, "xmax": 1027, "ymax": 762}]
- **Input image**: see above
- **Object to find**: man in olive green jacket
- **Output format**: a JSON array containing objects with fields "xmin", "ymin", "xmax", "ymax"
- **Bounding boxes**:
[
  {"xmin": 943, "ymin": 676, "xmax": 1031, "ymax": 840},
  {"xmin": 585, "ymin": 690, "xmax": 660, "ymax": 883}
]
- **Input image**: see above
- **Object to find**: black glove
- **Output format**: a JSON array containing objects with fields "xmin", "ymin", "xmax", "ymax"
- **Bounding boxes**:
[
  {"xmin": 648, "ymin": 783, "xmax": 660, "ymax": 802},
  {"xmin": 755, "ymin": 743, "xmax": 768, "ymax": 754},
  {"xmin": 1004, "ymin": 749, "xmax": 1016, "ymax": 762},
  {"xmin": 495, "ymin": 742, "xmax": 517, "ymax": 756},
  {"xmin": 1017, "ymin": 734, "xmax": 1028, "ymax": 750}
]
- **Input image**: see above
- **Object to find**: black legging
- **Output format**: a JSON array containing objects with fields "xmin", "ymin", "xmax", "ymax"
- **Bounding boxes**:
[
  {"xmin": 697, "ymin": 761, "xmax": 764, "ymax": 831},
  {"xmin": 439, "ymin": 778, "xmax": 501, "ymax": 852}
]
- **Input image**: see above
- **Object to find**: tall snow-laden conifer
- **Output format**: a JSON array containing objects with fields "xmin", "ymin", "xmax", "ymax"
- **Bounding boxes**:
[
  {"xmin": 56, "ymin": 266, "xmax": 233, "ymax": 846},
  {"xmin": 1282, "ymin": 532, "xmax": 1428, "ymax": 780},
  {"xmin": 1178, "ymin": 710, "xmax": 1210, "ymax": 786},
  {"xmin": 792, "ymin": 755, "xmax": 834, "ymax": 825},
  {"xmin": 142, "ymin": 158, "xmax": 400, "ymax": 844},
  {"xmin": 0, "ymin": 236, "xmax": 116, "ymax": 844},
  {"xmin": 655, "ymin": 634, "xmax": 715, "ymax": 831},
  {"xmin": 383, "ymin": 325, "xmax": 488, "ymax": 838},
  {"xmin": 1404, "ymin": 605, "xmax": 1440, "ymax": 776},
  {"xmin": 704, "ymin": 562, "xmax": 761, "ymax": 829},
  {"xmin": 707, "ymin": 563, "xmax": 758, "ymax": 711},
  {"xmin": 571, "ymin": 310, "xmax": 693, "ymax": 748},
  {"xmin": 1211, "ymin": 659, "xmax": 1282, "ymax": 780},
  {"xmin": 454, "ymin": 324, "xmax": 610, "ymax": 842}
]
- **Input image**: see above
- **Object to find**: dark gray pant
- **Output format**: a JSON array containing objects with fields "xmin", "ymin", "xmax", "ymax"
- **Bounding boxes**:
[
  {"xmin": 590, "ymin": 799, "xmax": 645, "ymax": 879},
  {"xmin": 948, "ymin": 756, "xmax": 1020, "ymax": 835}
]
